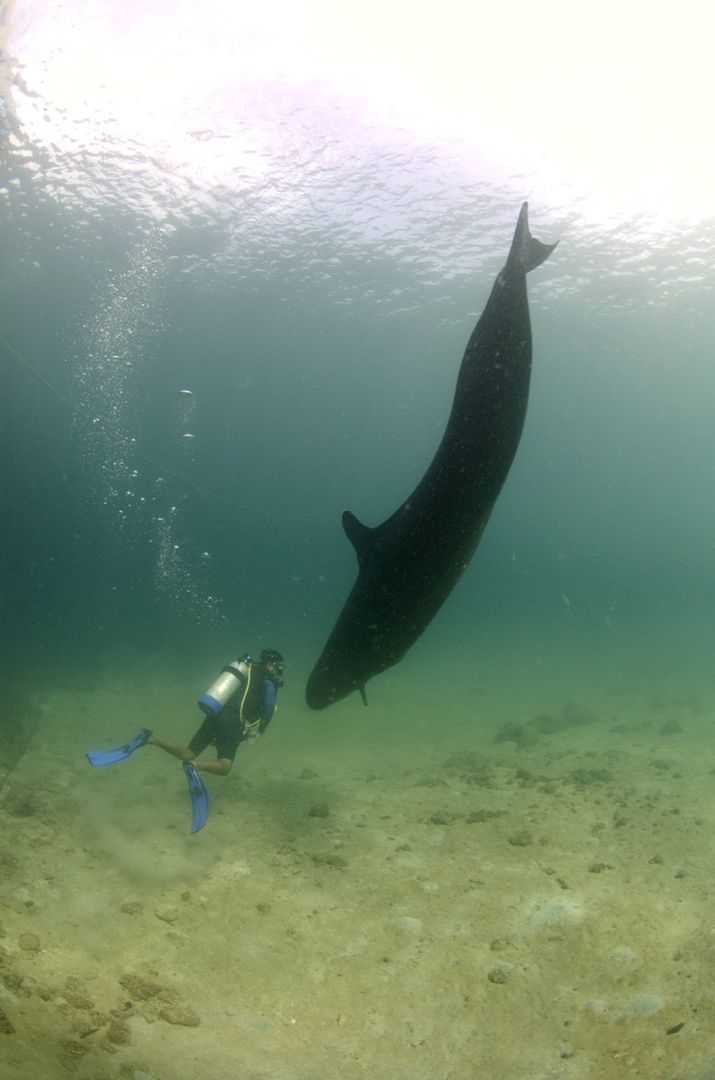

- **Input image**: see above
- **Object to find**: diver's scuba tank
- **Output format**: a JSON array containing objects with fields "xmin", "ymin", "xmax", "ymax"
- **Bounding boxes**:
[{"xmin": 198, "ymin": 656, "xmax": 250, "ymax": 716}]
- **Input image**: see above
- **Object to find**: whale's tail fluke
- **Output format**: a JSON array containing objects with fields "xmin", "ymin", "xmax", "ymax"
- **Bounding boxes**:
[{"xmin": 506, "ymin": 202, "xmax": 558, "ymax": 275}]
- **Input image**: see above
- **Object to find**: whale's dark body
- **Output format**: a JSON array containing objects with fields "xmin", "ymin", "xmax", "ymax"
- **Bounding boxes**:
[{"xmin": 306, "ymin": 203, "xmax": 556, "ymax": 710}]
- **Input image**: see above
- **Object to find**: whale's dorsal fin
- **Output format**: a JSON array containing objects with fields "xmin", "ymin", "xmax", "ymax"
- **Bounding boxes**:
[{"xmin": 342, "ymin": 510, "xmax": 375, "ymax": 566}]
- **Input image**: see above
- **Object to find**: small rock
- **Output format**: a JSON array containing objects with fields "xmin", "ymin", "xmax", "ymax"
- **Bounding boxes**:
[
  {"xmin": 120, "ymin": 902, "xmax": 143, "ymax": 916},
  {"xmin": 563, "ymin": 701, "xmax": 598, "ymax": 726},
  {"xmin": 443, "ymin": 749, "xmax": 484, "ymax": 772},
  {"xmin": 569, "ymin": 768, "xmax": 612, "ymax": 786},
  {"xmin": 529, "ymin": 712, "xmax": 569, "ymax": 734},
  {"xmin": 159, "ymin": 1005, "xmax": 200, "ymax": 1027},
  {"xmin": 105, "ymin": 1019, "xmax": 131, "ymax": 1045},
  {"xmin": 508, "ymin": 831, "xmax": 533, "ymax": 847},
  {"xmin": 466, "ymin": 809, "xmax": 506, "ymax": 824},
  {"xmin": 2, "ymin": 788, "xmax": 41, "ymax": 818},
  {"xmin": 312, "ymin": 853, "xmax": 347, "ymax": 869},
  {"xmin": 530, "ymin": 899, "xmax": 584, "ymax": 929},
  {"xmin": 119, "ymin": 974, "xmax": 164, "ymax": 1001},
  {"xmin": 494, "ymin": 722, "xmax": 538, "ymax": 747},
  {"xmin": 387, "ymin": 916, "xmax": 423, "ymax": 935},
  {"xmin": 60, "ymin": 1038, "xmax": 88, "ymax": 1059},
  {"xmin": 155, "ymin": 909, "xmax": 179, "ymax": 924},
  {"xmin": 308, "ymin": 803, "xmax": 330, "ymax": 818},
  {"xmin": 3, "ymin": 973, "xmax": 30, "ymax": 998},
  {"xmin": 18, "ymin": 933, "xmax": 41, "ymax": 953},
  {"xmin": 629, "ymin": 994, "xmax": 665, "ymax": 1017},
  {"xmin": 63, "ymin": 990, "xmax": 95, "ymax": 1011},
  {"xmin": 0, "ymin": 1006, "xmax": 16, "ymax": 1034},
  {"xmin": 612, "ymin": 947, "xmax": 637, "ymax": 963},
  {"xmin": 72, "ymin": 1014, "xmax": 101, "ymax": 1038}
]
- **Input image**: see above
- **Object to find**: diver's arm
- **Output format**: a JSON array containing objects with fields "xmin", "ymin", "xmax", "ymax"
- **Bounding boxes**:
[{"xmin": 258, "ymin": 679, "xmax": 278, "ymax": 733}]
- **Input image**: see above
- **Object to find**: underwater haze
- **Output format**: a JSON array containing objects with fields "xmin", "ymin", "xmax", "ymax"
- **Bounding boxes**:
[{"xmin": 2, "ymin": 3, "xmax": 715, "ymax": 1079}]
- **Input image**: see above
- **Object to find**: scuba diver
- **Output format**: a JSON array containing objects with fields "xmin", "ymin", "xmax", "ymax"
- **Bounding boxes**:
[{"xmin": 86, "ymin": 649, "xmax": 284, "ymax": 833}]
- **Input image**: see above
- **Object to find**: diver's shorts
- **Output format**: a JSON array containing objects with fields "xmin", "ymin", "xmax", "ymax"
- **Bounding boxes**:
[{"xmin": 188, "ymin": 714, "xmax": 242, "ymax": 762}]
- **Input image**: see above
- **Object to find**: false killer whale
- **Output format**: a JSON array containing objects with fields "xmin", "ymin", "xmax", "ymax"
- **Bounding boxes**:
[{"xmin": 306, "ymin": 203, "xmax": 556, "ymax": 710}]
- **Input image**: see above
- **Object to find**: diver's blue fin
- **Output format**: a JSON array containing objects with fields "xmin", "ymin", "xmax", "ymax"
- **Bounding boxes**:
[
  {"xmin": 86, "ymin": 728, "xmax": 153, "ymax": 766},
  {"xmin": 183, "ymin": 762, "xmax": 210, "ymax": 834}
]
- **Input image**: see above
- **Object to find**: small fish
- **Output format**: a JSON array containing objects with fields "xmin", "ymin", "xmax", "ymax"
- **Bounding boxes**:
[{"xmin": 178, "ymin": 389, "xmax": 194, "ymax": 397}]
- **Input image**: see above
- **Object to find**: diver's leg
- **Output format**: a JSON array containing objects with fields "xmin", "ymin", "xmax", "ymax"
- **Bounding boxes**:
[
  {"xmin": 190, "ymin": 757, "xmax": 233, "ymax": 776},
  {"xmin": 146, "ymin": 733, "xmax": 196, "ymax": 763}
]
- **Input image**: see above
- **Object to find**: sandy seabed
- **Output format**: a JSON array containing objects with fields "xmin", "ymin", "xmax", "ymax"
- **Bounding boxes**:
[{"xmin": 2, "ymin": 650, "xmax": 715, "ymax": 1080}]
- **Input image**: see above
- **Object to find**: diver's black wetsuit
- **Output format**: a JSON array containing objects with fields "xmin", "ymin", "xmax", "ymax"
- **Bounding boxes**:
[{"xmin": 188, "ymin": 663, "xmax": 280, "ymax": 762}]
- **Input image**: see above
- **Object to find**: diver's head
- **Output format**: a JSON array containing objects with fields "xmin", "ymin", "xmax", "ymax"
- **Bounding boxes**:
[{"xmin": 260, "ymin": 648, "xmax": 284, "ymax": 677}]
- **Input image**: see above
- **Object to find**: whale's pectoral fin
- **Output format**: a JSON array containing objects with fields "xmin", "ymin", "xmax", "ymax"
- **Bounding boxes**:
[{"xmin": 342, "ymin": 510, "xmax": 375, "ymax": 566}]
